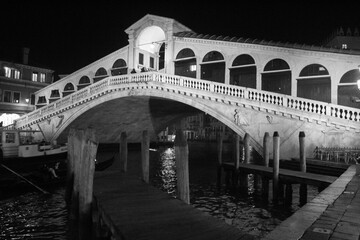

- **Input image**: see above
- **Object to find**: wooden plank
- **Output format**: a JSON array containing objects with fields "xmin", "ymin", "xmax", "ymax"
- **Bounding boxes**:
[
  {"xmin": 93, "ymin": 171, "xmax": 252, "ymax": 240},
  {"xmin": 223, "ymin": 162, "xmax": 337, "ymax": 186}
]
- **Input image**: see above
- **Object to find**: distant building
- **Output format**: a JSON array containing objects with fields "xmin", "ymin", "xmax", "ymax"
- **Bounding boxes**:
[
  {"xmin": 323, "ymin": 27, "xmax": 360, "ymax": 50},
  {"xmin": 0, "ymin": 48, "xmax": 54, "ymax": 126}
]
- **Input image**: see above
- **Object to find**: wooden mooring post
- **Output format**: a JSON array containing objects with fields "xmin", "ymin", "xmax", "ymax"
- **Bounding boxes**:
[
  {"xmin": 120, "ymin": 132, "xmax": 128, "ymax": 172},
  {"xmin": 141, "ymin": 130, "xmax": 150, "ymax": 183},
  {"xmin": 175, "ymin": 127, "xmax": 190, "ymax": 204},
  {"xmin": 232, "ymin": 134, "xmax": 241, "ymax": 189},
  {"xmin": 299, "ymin": 131, "xmax": 307, "ymax": 205},
  {"xmin": 67, "ymin": 128, "xmax": 98, "ymax": 240},
  {"xmin": 216, "ymin": 131, "xmax": 224, "ymax": 188},
  {"xmin": 272, "ymin": 131, "xmax": 280, "ymax": 204},
  {"xmin": 262, "ymin": 132, "xmax": 270, "ymax": 202},
  {"xmin": 239, "ymin": 133, "xmax": 250, "ymax": 193}
]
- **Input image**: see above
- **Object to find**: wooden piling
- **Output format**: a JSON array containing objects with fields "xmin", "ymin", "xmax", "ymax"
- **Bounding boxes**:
[
  {"xmin": 239, "ymin": 133, "xmax": 250, "ymax": 193},
  {"xmin": 273, "ymin": 131, "xmax": 280, "ymax": 204},
  {"xmin": 175, "ymin": 128, "xmax": 190, "ymax": 204},
  {"xmin": 233, "ymin": 134, "xmax": 241, "ymax": 188},
  {"xmin": 78, "ymin": 128, "xmax": 98, "ymax": 240},
  {"xmin": 141, "ymin": 130, "xmax": 150, "ymax": 183},
  {"xmin": 285, "ymin": 183, "xmax": 293, "ymax": 206},
  {"xmin": 65, "ymin": 128, "xmax": 76, "ymax": 205},
  {"xmin": 299, "ymin": 131, "xmax": 307, "ymax": 205},
  {"xmin": 68, "ymin": 128, "xmax": 98, "ymax": 240},
  {"xmin": 217, "ymin": 131, "xmax": 224, "ymax": 187},
  {"xmin": 120, "ymin": 132, "xmax": 128, "ymax": 172},
  {"xmin": 262, "ymin": 132, "xmax": 270, "ymax": 201}
]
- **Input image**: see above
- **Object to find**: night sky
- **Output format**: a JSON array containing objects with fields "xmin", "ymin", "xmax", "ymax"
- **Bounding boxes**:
[{"xmin": 1, "ymin": 1, "xmax": 359, "ymax": 78}]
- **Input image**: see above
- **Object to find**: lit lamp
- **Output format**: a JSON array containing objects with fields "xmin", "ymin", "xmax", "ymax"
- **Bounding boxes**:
[{"xmin": 25, "ymin": 98, "xmax": 29, "ymax": 104}]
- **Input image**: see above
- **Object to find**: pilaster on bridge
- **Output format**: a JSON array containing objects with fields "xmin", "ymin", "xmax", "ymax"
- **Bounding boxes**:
[{"xmin": 14, "ymin": 72, "xmax": 360, "ymax": 160}]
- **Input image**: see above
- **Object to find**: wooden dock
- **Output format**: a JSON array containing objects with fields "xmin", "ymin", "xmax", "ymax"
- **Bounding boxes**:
[
  {"xmin": 222, "ymin": 162, "xmax": 337, "ymax": 187},
  {"xmin": 92, "ymin": 170, "xmax": 254, "ymax": 240}
]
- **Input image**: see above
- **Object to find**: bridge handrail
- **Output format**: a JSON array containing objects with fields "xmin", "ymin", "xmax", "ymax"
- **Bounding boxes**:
[{"xmin": 14, "ymin": 72, "xmax": 360, "ymax": 129}]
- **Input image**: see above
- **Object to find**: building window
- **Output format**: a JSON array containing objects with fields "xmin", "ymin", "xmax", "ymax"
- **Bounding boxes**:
[
  {"xmin": 13, "ymin": 92, "xmax": 20, "ymax": 103},
  {"xmin": 40, "ymin": 73, "xmax": 46, "ymax": 82},
  {"xmin": 4, "ymin": 91, "xmax": 11, "ymax": 102},
  {"xmin": 4, "ymin": 67, "xmax": 20, "ymax": 79},
  {"xmin": 32, "ymin": 72, "xmax": 38, "ymax": 82},
  {"xmin": 4, "ymin": 67, "xmax": 11, "ymax": 78},
  {"xmin": 139, "ymin": 53, "xmax": 144, "ymax": 65}
]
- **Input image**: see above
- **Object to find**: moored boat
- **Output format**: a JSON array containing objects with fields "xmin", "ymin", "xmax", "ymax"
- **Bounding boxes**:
[{"xmin": 0, "ymin": 125, "xmax": 67, "ymax": 173}]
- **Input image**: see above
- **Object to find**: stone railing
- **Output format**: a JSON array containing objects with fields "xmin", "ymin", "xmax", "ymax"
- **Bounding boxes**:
[{"xmin": 14, "ymin": 72, "xmax": 360, "ymax": 129}]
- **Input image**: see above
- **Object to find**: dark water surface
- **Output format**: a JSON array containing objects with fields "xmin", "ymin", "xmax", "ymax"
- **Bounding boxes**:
[
  {"xmin": 0, "ymin": 187, "xmax": 67, "ymax": 239},
  {"xmin": 0, "ymin": 142, "xmax": 318, "ymax": 239}
]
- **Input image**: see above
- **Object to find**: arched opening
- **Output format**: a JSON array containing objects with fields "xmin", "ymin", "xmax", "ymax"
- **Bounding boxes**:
[
  {"xmin": 338, "ymin": 69, "xmax": 360, "ymax": 108},
  {"xmin": 63, "ymin": 83, "xmax": 75, "ymax": 97},
  {"xmin": 94, "ymin": 67, "xmax": 108, "ymax": 83},
  {"xmin": 201, "ymin": 51, "xmax": 225, "ymax": 83},
  {"xmin": 262, "ymin": 59, "xmax": 291, "ymax": 95},
  {"xmin": 298, "ymin": 64, "xmax": 331, "ymax": 103},
  {"xmin": 78, "ymin": 76, "xmax": 91, "ymax": 90},
  {"xmin": 137, "ymin": 26, "xmax": 166, "ymax": 71},
  {"xmin": 230, "ymin": 54, "xmax": 256, "ymax": 88},
  {"xmin": 174, "ymin": 48, "xmax": 196, "ymax": 78},
  {"xmin": 111, "ymin": 59, "xmax": 128, "ymax": 76}
]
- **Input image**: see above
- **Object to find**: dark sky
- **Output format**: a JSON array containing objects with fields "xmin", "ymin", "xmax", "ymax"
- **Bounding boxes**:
[{"xmin": 1, "ymin": 1, "xmax": 359, "ymax": 77}]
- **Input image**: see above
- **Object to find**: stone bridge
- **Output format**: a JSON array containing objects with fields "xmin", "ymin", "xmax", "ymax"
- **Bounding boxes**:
[{"xmin": 14, "ymin": 72, "xmax": 360, "ymax": 160}]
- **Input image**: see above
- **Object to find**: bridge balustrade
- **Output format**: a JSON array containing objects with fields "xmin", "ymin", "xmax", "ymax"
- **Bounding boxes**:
[{"xmin": 14, "ymin": 72, "xmax": 360, "ymax": 130}]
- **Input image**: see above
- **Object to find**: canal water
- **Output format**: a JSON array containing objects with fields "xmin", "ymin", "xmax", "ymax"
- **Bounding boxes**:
[{"xmin": 0, "ymin": 142, "xmax": 318, "ymax": 239}]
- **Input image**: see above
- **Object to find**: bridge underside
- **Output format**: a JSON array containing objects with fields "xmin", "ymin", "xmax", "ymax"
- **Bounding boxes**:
[{"xmin": 56, "ymin": 96, "xmax": 200, "ymax": 144}]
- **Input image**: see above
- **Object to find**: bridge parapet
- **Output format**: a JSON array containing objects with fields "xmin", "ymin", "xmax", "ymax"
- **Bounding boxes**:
[{"xmin": 15, "ymin": 72, "xmax": 360, "ymax": 133}]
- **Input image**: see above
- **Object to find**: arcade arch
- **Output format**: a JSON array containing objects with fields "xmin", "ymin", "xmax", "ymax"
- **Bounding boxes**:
[
  {"xmin": 111, "ymin": 59, "xmax": 127, "ymax": 76},
  {"xmin": 201, "ymin": 51, "xmax": 225, "ymax": 83},
  {"xmin": 78, "ymin": 76, "xmax": 91, "ymax": 90},
  {"xmin": 174, "ymin": 48, "xmax": 197, "ymax": 78},
  {"xmin": 230, "ymin": 54, "xmax": 256, "ymax": 89},
  {"xmin": 262, "ymin": 58, "xmax": 291, "ymax": 95},
  {"xmin": 297, "ymin": 64, "xmax": 331, "ymax": 103},
  {"xmin": 338, "ymin": 69, "xmax": 360, "ymax": 108},
  {"xmin": 137, "ymin": 26, "xmax": 166, "ymax": 71},
  {"xmin": 94, "ymin": 67, "xmax": 108, "ymax": 83}
]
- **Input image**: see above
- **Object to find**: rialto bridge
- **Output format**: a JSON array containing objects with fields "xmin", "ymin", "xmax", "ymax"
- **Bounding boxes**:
[{"xmin": 14, "ymin": 14, "xmax": 360, "ymax": 160}]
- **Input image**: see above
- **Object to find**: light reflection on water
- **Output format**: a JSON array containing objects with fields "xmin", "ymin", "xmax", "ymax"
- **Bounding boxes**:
[
  {"xmin": 0, "ymin": 188, "xmax": 67, "ymax": 239},
  {"xmin": 151, "ymin": 145, "xmax": 318, "ymax": 239}
]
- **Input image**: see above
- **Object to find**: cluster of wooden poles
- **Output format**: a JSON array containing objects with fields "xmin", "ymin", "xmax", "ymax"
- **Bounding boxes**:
[
  {"xmin": 217, "ymin": 131, "xmax": 308, "ymax": 205},
  {"xmin": 64, "ymin": 126, "xmax": 309, "ymax": 239},
  {"xmin": 64, "ymin": 127, "xmax": 191, "ymax": 239}
]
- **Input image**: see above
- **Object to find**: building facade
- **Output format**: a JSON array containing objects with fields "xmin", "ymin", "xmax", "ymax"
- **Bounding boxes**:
[
  {"xmin": 0, "ymin": 49, "xmax": 54, "ymax": 126},
  {"xmin": 34, "ymin": 14, "xmax": 360, "ymax": 110}
]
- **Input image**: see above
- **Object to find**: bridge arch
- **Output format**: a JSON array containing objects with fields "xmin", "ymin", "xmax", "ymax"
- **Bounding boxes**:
[{"xmin": 52, "ymin": 86, "xmax": 258, "ymax": 153}]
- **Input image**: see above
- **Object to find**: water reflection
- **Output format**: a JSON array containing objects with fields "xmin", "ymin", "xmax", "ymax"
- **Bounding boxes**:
[
  {"xmin": 0, "ymin": 188, "xmax": 67, "ymax": 239},
  {"xmin": 152, "ymin": 147, "xmax": 177, "ymax": 196},
  {"xmin": 151, "ymin": 145, "xmax": 318, "ymax": 239}
]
